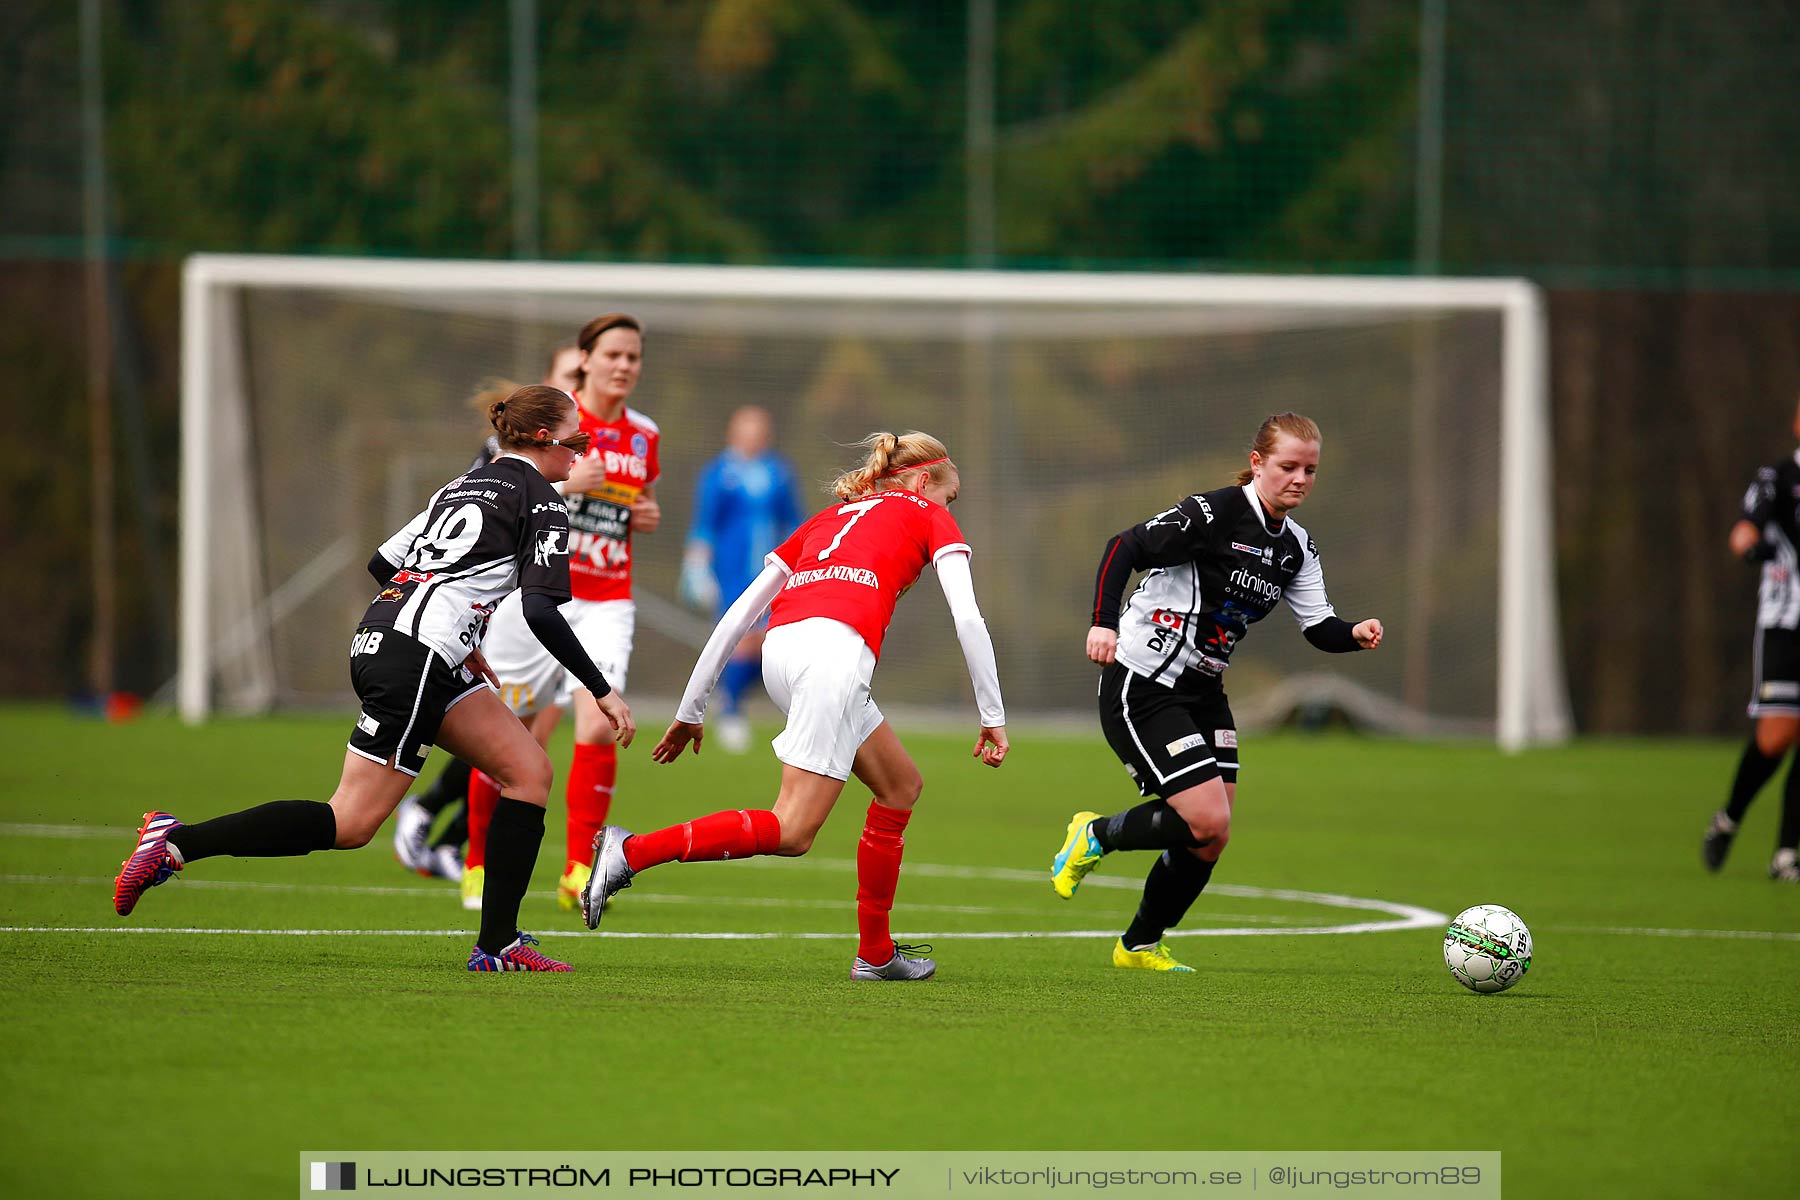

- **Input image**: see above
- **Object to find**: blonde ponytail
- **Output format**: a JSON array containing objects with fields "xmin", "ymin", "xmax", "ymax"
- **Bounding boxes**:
[{"xmin": 831, "ymin": 431, "xmax": 954, "ymax": 500}]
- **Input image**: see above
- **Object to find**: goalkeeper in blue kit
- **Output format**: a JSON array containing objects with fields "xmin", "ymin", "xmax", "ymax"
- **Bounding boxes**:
[{"xmin": 678, "ymin": 406, "xmax": 803, "ymax": 753}]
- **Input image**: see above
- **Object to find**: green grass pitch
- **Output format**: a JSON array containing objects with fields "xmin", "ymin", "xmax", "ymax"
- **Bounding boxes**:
[{"xmin": 2, "ymin": 704, "xmax": 1796, "ymax": 1198}]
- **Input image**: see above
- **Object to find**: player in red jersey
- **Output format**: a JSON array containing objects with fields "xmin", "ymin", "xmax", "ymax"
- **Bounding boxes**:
[
  {"xmin": 581, "ymin": 432, "xmax": 1010, "ymax": 980},
  {"xmin": 472, "ymin": 314, "xmax": 661, "ymax": 915}
]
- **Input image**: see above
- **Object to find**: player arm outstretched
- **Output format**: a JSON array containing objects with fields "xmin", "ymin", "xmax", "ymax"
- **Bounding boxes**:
[
  {"xmin": 934, "ymin": 550, "xmax": 1008, "ymax": 767},
  {"xmin": 1284, "ymin": 538, "xmax": 1383, "ymax": 652},
  {"xmin": 652, "ymin": 561, "xmax": 787, "ymax": 763}
]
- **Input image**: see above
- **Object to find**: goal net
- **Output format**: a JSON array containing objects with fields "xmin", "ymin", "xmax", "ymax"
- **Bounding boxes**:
[{"xmin": 180, "ymin": 256, "xmax": 1570, "ymax": 748}]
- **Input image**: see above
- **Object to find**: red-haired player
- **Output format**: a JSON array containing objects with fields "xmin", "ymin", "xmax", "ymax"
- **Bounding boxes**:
[{"xmin": 582, "ymin": 432, "xmax": 1010, "ymax": 980}]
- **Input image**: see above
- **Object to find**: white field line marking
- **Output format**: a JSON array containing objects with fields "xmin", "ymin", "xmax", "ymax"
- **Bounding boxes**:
[
  {"xmin": 4, "ymin": 924, "xmax": 1797, "ymax": 942},
  {"xmin": 0, "ymin": 926, "xmax": 1371, "ymax": 941},
  {"xmin": 0, "ymin": 822, "xmax": 135, "ymax": 839},
  {"xmin": 0, "ymin": 874, "xmax": 1306, "ymax": 924},
  {"xmin": 12, "ymin": 823, "xmax": 1795, "ymax": 943}
]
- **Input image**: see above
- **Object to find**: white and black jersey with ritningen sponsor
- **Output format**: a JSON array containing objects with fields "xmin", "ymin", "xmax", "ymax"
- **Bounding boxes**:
[
  {"xmin": 1111, "ymin": 483, "xmax": 1337, "ymax": 691},
  {"xmin": 360, "ymin": 453, "xmax": 573, "ymax": 665},
  {"xmin": 1742, "ymin": 451, "xmax": 1800, "ymax": 631}
]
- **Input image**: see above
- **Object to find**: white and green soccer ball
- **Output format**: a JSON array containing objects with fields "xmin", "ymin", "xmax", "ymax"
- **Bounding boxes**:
[{"xmin": 1443, "ymin": 904, "xmax": 1532, "ymax": 994}]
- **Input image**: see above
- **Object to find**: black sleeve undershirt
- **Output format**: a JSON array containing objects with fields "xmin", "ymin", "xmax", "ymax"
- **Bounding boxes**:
[
  {"xmin": 1303, "ymin": 616, "xmax": 1362, "ymax": 653},
  {"xmin": 521, "ymin": 592, "xmax": 611, "ymax": 698},
  {"xmin": 367, "ymin": 551, "xmax": 395, "ymax": 586},
  {"xmin": 1091, "ymin": 527, "xmax": 1146, "ymax": 630}
]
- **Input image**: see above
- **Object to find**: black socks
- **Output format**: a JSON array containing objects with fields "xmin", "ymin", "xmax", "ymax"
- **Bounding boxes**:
[
  {"xmin": 1725, "ymin": 736, "xmax": 1783, "ymax": 825},
  {"xmin": 167, "ymin": 800, "xmax": 336, "ymax": 863},
  {"xmin": 1123, "ymin": 849, "xmax": 1217, "ymax": 949},
  {"xmin": 479, "ymin": 797, "xmax": 547, "ymax": 954},
  {"xmin": 1091, "ymin": 799, "xmax": 1201, "ymax": 853},
  {"xmin": 1782, "ymin": 756, "xmax": 1800, "ymax": 850}
]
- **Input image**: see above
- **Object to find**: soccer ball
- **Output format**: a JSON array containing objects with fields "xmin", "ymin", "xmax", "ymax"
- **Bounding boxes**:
[{"xmin": 1442, "ymin": 904, "xmax": 1532, "ymax": 993}]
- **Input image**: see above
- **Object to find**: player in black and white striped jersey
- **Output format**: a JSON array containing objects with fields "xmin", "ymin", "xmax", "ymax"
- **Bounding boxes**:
[
  {"xmin": 112, "ymin": 385, "xmax": 636, "ymax": 970},
  {"xmin": 1049, "ymin": 413, "xmax": 1385, "ymax": 972},
  {"xmin": 1703, "ymin": 401, "xmax": 1800, "ymax": 883},
  {"xmin": 393, "ymin": 343, "xmax": 585, "ymax": 880}
]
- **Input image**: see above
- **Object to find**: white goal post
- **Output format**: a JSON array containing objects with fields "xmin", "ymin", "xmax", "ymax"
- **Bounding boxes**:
[{"xmin": 180, "ymin": 253, "xmax": 1571, "ymax": 748}]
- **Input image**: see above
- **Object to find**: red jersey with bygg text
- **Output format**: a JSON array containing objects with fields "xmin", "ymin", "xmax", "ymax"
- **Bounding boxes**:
[
  {"xmin": 562, "ymin": 405, "xmax": 660, "ymax": 601},
  {"xmin": 766, "ymin": 490, "xmax": 969, "ymax": 659}
]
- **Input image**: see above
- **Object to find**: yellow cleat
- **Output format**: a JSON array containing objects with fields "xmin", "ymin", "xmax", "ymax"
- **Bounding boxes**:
[
  {"xmin": 1050, "ymin": 810, "xmax": 1105, "ymax": 898},
  {"xmin": 460, "ymin": 864, "xmax": 484, "ymax": 912},
  {"xmin": 1112, "ymin": 938, "xmax": 1194, "ymax": 973},
  {"xmin": 558, "ymin": 860, "xmax": 593, "ymax": 914}
]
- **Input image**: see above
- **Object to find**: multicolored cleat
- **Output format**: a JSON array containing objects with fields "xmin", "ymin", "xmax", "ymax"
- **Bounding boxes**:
[
  {"xmin": 1051, "ymin": 810, "xmax": 1105, "ymax": 898},
  {"xmin": 850, "ymin": 942, "xmax": 937, "ymax": 981},
  {"xmin": 114, "ymin": 810, "xmax": 184, "ymax": 916},
  {"xmin": 1112, "ymin": 938, "xmax": 1193, "ymax": 973},
  {"xmin": 557, "ymin": 860, "xmax": 592, "ymax": 914},
  {"xmin": 466, "ymin": 931, "xmax": 571, "ymax": 972}
]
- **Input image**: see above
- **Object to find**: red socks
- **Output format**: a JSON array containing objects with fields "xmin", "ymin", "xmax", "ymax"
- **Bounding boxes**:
[
  {"xmin": 856, "ymin": 801, "xmax": 912, "ymax": 965},
  {"xmin": 623, "ymin": 809, "xmax": 781, "ymax": 873},
  {"xmin": 464, "ymin": 768, "xmax": 501, "ymax": 870},
  {"xmin": 566, "ymin": 741, "xmax": 616, "ymax": 870}
]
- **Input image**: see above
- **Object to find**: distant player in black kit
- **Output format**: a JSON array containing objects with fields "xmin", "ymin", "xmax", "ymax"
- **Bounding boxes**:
[
  {"xmin": 113, "ymin": 385, "xmax": 636, "ymax": 970},
  {"xmin": 1050, "ymin": 413, "xmax": 1385, "ymax": 971},
  {"xmin": 1702, "ymin": 401, "xmax": 1800, "ymax": 883}
]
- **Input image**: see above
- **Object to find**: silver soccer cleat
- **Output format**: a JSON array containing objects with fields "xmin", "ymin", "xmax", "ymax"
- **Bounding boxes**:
[
  {"xmin": 392, "ymin": 795, "xmax": 433, "ymax": 873},
  {"xmin": 581, "ymin": 825, "xmax": 635, "ymax": 930},
  {"xmin": 849, "ymin": 943, "xmax": 937, "ymax": 981}
]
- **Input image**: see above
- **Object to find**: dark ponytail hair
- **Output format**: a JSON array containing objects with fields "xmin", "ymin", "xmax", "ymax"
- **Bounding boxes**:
[{"xmin": 489, "ymin": 384, "xmax": 590, "ymax": 454}]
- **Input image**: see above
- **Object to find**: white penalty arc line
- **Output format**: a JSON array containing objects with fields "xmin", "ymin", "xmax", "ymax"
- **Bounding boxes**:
[
  {"xmin": 11, "ymin": 822, "xmax": 1799, "ymax": 942},
  {"xmin": 0, "ymin": 820, "xmax": 1446, "ymax": 936}
]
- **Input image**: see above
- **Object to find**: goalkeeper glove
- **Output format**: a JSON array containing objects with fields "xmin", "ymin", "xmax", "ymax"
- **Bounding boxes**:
[{"xmin": 679, "ymin": 548, "xmax": 720, "ymax": 610}]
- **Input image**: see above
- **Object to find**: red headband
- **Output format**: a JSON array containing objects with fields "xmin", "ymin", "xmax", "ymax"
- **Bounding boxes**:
[{"xmin": 882, "ymin": 456, "xmax": 950, "ymax": 478}]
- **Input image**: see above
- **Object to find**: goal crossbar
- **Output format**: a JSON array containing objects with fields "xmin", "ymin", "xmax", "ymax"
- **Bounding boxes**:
[{"xmin": 180, "ymin": 254, "xmax": 1569, "ymax": 748}]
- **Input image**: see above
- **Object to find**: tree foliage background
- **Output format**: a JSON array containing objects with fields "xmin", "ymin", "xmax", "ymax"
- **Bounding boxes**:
[{"xmin": 1, "ymin": 0, "xmax": 1796, "ymax": 731}]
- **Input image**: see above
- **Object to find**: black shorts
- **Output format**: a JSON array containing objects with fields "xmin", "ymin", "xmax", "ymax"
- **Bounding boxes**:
[
  {"xmin": 1750, "ymin": 627, "xmax": 1800, "ymax": 717},
  {"xmin": 346, "ymin": 627, "xmax": 486, "ymax": 776},
  {"xmin": 1097, "ymin": 661, "xmax": 1238, "ymax": 797}
]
